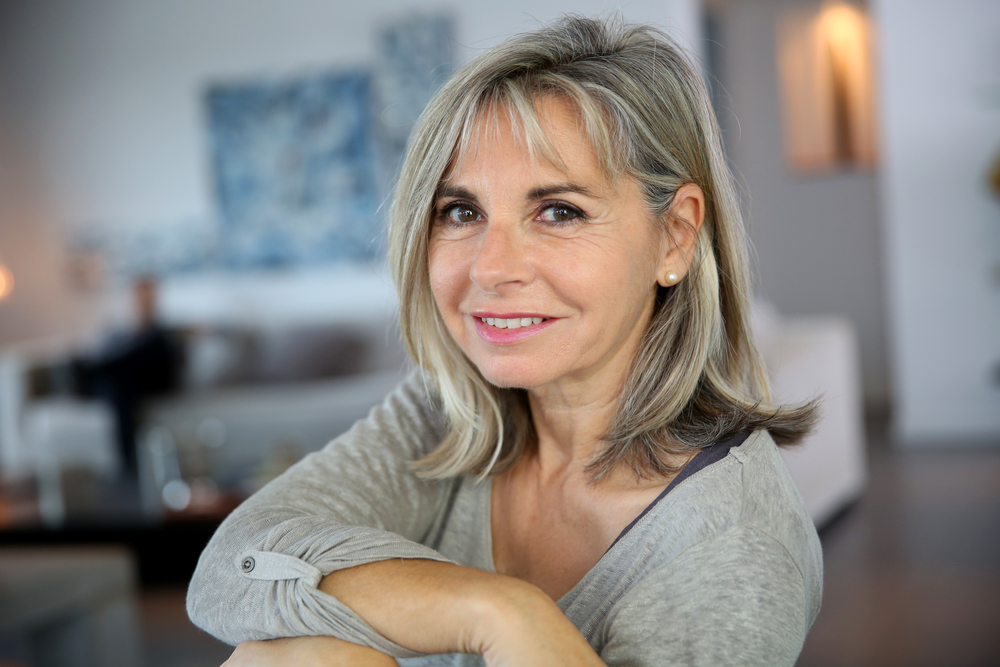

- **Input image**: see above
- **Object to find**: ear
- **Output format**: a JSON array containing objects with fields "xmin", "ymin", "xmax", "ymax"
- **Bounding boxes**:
[{"xmin": 655, "ymin": 183, "xmax": 706, "ymax": 287}]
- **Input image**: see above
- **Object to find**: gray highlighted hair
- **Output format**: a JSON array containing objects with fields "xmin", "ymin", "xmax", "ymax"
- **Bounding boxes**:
[{"xmin": 388, "ymin": 15, "xmax": 817, "ymax": 481}]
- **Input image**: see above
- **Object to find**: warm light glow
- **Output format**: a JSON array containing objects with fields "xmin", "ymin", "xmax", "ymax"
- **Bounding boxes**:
[
  {"xmin": 0, "ymin": 265, "xmax": 12, "ymax": 301},
  {"xmin": 822, "ymin": 3, "xmax": 864, "ymax": 49},
  {"xmin": 819, "ymin": 2, "xmax": 876, "ymax": 165},
  {"xmin": 776, "ymin": 1, "xmax": 877, "ymax": 172}
]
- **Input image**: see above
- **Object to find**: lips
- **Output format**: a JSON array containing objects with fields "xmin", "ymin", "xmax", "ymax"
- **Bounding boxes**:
[
  {"xmin": 471, "ymin": 313, "xmax": 557, "ymax": 343},
  {"xmin": 479, "ymin": 316, "xmax": 546, "ymax": 329}
]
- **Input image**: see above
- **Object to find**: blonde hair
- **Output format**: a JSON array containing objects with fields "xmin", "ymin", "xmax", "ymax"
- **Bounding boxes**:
[{"xmin": 389, "ymin": 15, "xmax": 817, "ymax": 481}]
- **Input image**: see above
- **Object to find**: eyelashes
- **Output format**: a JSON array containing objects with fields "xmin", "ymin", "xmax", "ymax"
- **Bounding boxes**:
[
  {"xmin": 437, "ymin": 202, "xmax": 483, "ymax": 225},
  {"xmin": 435, "ymin": 201, "xmax": 587, "ymax": 227}
]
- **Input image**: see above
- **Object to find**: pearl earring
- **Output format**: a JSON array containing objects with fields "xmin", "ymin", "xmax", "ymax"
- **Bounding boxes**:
[{"xmin": 665, "ymin": 271, "xmax": 679, "ymax": 285}]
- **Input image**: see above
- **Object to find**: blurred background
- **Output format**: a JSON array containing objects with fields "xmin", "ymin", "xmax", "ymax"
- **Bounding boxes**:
[{"xmin": 0, "ymin": 0, "xmax": 997, "ymax": 665}]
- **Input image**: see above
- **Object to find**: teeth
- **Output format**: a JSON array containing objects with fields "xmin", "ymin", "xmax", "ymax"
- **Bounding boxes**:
[{"xmin": 479, "ymin": 317, "xmax": 547, "ymax": 329}]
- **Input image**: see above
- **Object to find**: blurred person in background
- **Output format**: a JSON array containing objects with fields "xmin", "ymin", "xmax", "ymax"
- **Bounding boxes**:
[
  {"xmin": 188, "ymin": 15, "xmax": 821, "ymax": 666},
  {"xmin": 73, "ymin": 275, "xmax": 184, "ymax": 479}
]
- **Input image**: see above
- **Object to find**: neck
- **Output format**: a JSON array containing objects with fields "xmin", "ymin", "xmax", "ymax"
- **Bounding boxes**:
[
  {"xmin": 520, "ymin": 293, "xmax": 659, "ymax": 485},
  {"xmin": 525, "ymin": 377, "xmax": 623, "ymax": 482}
]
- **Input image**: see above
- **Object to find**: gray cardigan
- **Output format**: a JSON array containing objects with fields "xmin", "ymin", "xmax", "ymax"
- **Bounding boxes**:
[{"xmin": 187, "ymin": 373, "xmax": 823, "ymax": 666}]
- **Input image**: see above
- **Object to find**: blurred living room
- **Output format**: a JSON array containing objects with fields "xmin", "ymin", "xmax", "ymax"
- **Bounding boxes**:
[{"xmin": 0, "ymin": 0, "xmax": 997, "ymax": 665}]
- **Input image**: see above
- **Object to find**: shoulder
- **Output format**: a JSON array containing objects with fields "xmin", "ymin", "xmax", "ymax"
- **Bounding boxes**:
[
  {"xmin": 216, "ymin": 369, "xmax": 453, "ymax": 544},
  {"xmin": 600, "ymin": 523, "xmax": 812, "ymax": 666},
  {"xmin": 596, "ymin": 432, "xmax": 821, "ymax": 621},
  {"xmin": 240, "ymin": 369, "xmax": 450, "ymax": 522},
  {"xmin": 654, "ymin": 431, "xmax": 819, "ymax": 574},
  {"xmin": 615, "ymin": 432, "xmax": 819, "ymax": 546},
  {"xmin": 717, "ymin": 430, "xmax": 823, "ymax": 614},
  {"xmin": 593, "ymin": 432, "xmax": 822, "ymax": 664},
  {"xmin": 323, "ymin": 368, "xmax": 448, "ymax": 462},
  {"xmin": 687, "ymin": 430, "xmax": 820, "ymax": 606}
]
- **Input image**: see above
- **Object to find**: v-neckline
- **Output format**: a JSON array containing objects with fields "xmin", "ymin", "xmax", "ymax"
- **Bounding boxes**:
[
  {"xmin": 481, "ymin": 475, "xmax": 633, "ymax": 607},
  {"xmin": 481, "ymin": 430, "xmax": 750, "ymax": 606}
]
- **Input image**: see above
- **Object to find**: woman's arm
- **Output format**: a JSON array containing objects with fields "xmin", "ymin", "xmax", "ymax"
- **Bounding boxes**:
[
  {"xmin": 187, "ymin": 373, "xmax": 605, "ymax": 664},
  {"xmin": 224, "ymin": 636, "xmax": 400, "ymax": 667},
  {"xmin": 217, "ymin": 524, "xmax": 810, "ymax": 667},
  {"xmin": 222, "ymin": 559, "xmax": 605, "ymax": 667},
  {"xmin": 318, "ymin": 559, "xmax": 606, "ymax": 666},
  {"xmin": 186, "ymin": 373, "xmax": 457, "ymax": 654}
]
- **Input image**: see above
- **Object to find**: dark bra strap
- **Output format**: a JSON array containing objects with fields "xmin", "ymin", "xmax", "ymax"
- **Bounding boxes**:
[{"xmin": 606, "ymin": 430, "xmax": 751, "ymax": 553}]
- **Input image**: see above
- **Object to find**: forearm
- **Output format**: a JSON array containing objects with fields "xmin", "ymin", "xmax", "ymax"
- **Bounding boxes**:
[
  {"xmin": 225, "ymin": 636, "xmax": 400, "ymax": 667},
  {"xmin": 320, "ymin": 559, "xmax": 605, "ymax": 666},
  {"xmin": 186, "ymin": 509, "xmax": 452, "ymax": 648},
  {"xmin": 187, "ymin": 375, "xmax": 454, "ymax": 648},
  {"xmin": 319, "ymin": 559, "xmax": 520, "ymax": 654}
]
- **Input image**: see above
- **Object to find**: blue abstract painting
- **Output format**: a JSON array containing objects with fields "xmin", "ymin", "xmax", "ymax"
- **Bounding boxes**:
[
  {"xmin": 66, "ymin": 11, "xmax": 455, "ymax": 278},
  {"xmin": 372, "ymin": 13, "xmax": 455, "ymax": 181},
  {"xmin": 206, "ymin": 71, "xmax": 381, "ymax": 268}
]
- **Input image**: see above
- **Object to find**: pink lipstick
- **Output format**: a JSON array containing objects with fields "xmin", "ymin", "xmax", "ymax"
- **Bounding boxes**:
[{"xmin": 472, "ymin": 313, "xmax": 557, "ymax": 344}]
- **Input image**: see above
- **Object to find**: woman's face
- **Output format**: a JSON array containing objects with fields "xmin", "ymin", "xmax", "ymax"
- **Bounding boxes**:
[{"xmin": 428, "ymin": 97, "xmax": 688, "ymax": 394}]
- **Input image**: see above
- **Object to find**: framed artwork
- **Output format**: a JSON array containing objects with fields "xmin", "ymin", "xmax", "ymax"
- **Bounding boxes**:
[
  {"xmin": 206, "ymin": 71, "xmax": 381, "ymax": 268},
  {"xmin": 71, "ymin": 11, "xmax": 455, "ymax": 277}
]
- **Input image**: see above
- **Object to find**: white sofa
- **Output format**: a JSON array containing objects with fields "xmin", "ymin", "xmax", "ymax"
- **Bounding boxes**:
[
  {"xmin": 0, "ymin": 320, "xmax": 409, "ymax": 522},
  {"xmin": 763, "ymin": 315, "xmax": 868, "ymax": 526}
]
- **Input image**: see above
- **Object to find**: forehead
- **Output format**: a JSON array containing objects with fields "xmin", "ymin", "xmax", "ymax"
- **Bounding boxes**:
[{"xmin": 442, "ymin": 95, "xmax": 620, "ymax": 189}]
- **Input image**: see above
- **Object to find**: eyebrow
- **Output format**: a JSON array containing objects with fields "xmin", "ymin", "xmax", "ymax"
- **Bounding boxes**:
[
  {"xmin": 527, "ymin": 183, "xmax": 595, "ymax": 200},
  {"xmin": 435, "ymin": 185, "xmax": 477, "ymax": 201},
  {"xmin": 434, "ymin": 182, "xmax": 596, "ymax": 202}
]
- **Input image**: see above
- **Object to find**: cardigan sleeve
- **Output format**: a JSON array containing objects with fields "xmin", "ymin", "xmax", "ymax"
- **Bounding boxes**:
[{"xmin": 186, "ymin": 371, "xmax": 456, "ymax": 658}]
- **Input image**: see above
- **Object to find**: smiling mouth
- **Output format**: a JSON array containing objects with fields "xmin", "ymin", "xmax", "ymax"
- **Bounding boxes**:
[{"xmin": 478, "ymin": 316, "xmax": 548, "ymax": 330}]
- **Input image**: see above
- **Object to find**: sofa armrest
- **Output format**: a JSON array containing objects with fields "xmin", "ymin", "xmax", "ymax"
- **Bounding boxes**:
[{"xmin": 766, "ymin": 317, "xmax": 868, "ymax": 527}]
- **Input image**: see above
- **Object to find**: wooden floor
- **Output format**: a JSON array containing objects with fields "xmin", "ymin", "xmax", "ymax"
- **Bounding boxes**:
[
  {"xmin": 141, "ymin": 430, "xmax": 1000, "ymax": 667},
  {"xmin": 798, "ymin": 436, "xmax": 1000, "ymax": 667}
]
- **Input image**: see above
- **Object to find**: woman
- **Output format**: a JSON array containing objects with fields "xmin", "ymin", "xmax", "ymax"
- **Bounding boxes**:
[{"xmin": 188, "ymin": 15, "xmax": 822, "ymax": 666}]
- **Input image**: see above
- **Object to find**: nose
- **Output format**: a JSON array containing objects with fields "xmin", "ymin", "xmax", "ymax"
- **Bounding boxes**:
[{"xmin": 469, "ymin": 223, "xmax": 534, "ymax": 294}]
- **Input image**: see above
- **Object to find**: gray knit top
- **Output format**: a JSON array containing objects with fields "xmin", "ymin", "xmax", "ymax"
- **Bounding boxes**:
[{"xmin": 187, "ymin": 373, "xmax": 823, "ymax": 666}]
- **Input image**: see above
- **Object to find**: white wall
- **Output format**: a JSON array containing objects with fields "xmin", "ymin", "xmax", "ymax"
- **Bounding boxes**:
[
  {"xmin": 871, "ymin": 0, "xmax": 1000, "ymax": 444},
  {"xmin": 0, "ymin": 107, "xmax": 104, "ymax": 344},
  {"xmin": 0, "ymin": 0, "xmax": 700, "ymax": 340},
  {"xmin": 712, "ymin": 0, "xmax": 889, "ymax": 408}
]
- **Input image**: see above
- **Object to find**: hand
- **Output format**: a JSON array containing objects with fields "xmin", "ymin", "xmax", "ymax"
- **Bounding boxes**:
[
  {"xmin": 222, "ymin": 636, "xmax": 399, "ymax": 667},
  {"xmin": 475, "ymin": 579, "xmax": 606, "ymax": 667}
]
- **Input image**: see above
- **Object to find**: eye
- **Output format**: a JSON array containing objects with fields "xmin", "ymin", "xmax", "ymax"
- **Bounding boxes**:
[
  {"xmin": 537, "ymin": 203, "xmax": 584, "ymax": 225},
  {"xmin": 438, "ymin": 203, "xmax": 483, "ymax": 226}
]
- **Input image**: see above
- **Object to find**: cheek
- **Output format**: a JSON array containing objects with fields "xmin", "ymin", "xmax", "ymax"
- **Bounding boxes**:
[
  {"xmin": 586, "ymin": 238, "xmax": 654, "ymax": 290},
  {"xmin": 428, "ymin": 243, "xmax": 470, "ymax": 318},
  {"xmin": 591, "ymin": 237, "xmax": 662, "ymax": 320}
]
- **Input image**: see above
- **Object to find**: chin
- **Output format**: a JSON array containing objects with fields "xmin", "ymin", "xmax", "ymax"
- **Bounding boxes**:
[{"xmin": 473, "ymin": 358, "xmax": 552, "ymax": 391}]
